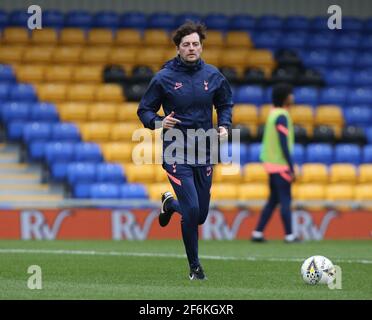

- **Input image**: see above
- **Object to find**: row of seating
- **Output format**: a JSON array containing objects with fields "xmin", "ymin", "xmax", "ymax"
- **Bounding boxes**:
[{"xmin": 1, "ymin": 11, "xmax": 371, "ymax": 32}]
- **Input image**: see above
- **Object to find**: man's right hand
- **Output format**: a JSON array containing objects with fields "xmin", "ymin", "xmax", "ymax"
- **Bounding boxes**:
[{"xmin": 162, "ymin": 111, "xmax": 181, "ymax": 129}]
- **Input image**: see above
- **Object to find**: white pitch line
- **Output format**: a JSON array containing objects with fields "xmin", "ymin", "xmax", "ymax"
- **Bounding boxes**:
[{"xmin": 0, "ymin": 248, "xmax": 371, "ymax": 265}]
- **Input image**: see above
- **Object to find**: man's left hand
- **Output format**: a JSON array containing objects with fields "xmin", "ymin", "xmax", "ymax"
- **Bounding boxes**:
[{"xmin": 218, "ymin": 126, "xmax": 228, "ymax": 140}]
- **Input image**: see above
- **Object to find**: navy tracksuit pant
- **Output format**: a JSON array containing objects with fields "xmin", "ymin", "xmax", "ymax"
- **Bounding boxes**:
[
  {"xmin": 256, "ymin": 172, "xmax": 292, "ymax": 235},
  {"xmin": 163, "ymin": 162, "xmax": 213, "ymax": 269}
]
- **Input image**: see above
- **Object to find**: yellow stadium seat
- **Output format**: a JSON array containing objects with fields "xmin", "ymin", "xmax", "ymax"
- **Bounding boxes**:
[
  {"xmin": 143, "ymin": 29, "xmax": 170, "ymax": 47},
  {"xmin": 22, "ymin": 46, "xmax": 54, "ymax": 64},
  {"xmin": 247, "ymin": 50, "xmax": 275, "ymax": 69},
  {"xmin": 44, "ymin": 65, "xmax": 73, "ymax": 83},
  {"xmin": 95, "ymin": 84, "xmax": 124, "ymax": 103},
  {"xmin": 0, "ymin": 46, "xmax": 25, "ymax": 64},
  {"xmin": 136, "ymin": 48, "xmax": 165, "ymax": 69},
  {"xmin": 124, "ymin": 163, "xmax": 155, "ymax": 183},
  {"xmin": 330, "ymin": 164, "xmax": 357, "ymax": 184},
  {"xmin": 88, "ymin": 103, "xmax": 117, "ymax": 122},
  {"xmin": 326, "ymin": 184, "xmax": 354, "ymax": 208},
  {"xmin": 60, "ymin": 28, "xmax": 86, "ymax": 45},
  {"xmin": 220, "ymin": 49, "xmax": 248, "ymax": 68},
  {"xmin": 87, "ymin": 28, "xmax": 113, "ymax": 46},
  {"xmin": 109, "ymin": 47, "xmax": 137, "ymax": 65},
  {"xmin": 80, "ymin": 122, "xmax": 111, "ymax": 142},
  {"xmin": 358, "ymin": 164, "xmax": 372, "ymax": 183},
  {"xmin": 238, "ymin": 183, "xmax": 269, "ymax": 201},
  {"xmin": 117, "ymin": 102, "xmax": 140, "ymax": 122},
  {"xmin": 354, "ymin": 184, "xmax": 372, "ymax": 201},
  {"xmin": 296, "ymin": 184, "xmax": 325, "ymax": 200},
  {"xmin": 72, "ymin": 65, "xmax": 103, "ymax": 83},
  {"xmin": 289, "ymin": 105, "xmax": 314, "ymax": 134},
  {"xmin": 259, "ymin": 104, "xmax": 273, "ymax": 124},
  {"xmin": 154, "ymin": 164, "xmax": 167, "ymax": 182},
  {"xmin": 201, "ymin": 48, "xmax": 221, "ymax": 66},
  {"xmin": 225, "ymin": 31, "xmax": 253, "ymax": 49},
  {"xmin": 213, "ymin": 164, "xmax": 242, "ymax": 183},
  {"xmin": 101, "ymin": 142, "xmax": 133, "ymax": 162},
  {"xmin": 243, "ymin": 163, "xmax": 268, "ymax": 183},
  {"xmin": 67, "ymin": 84, "xmax": 97, "ymax": 102},
  {"xmin": 163, "ymin": 48, "xmax": 177, "ymax": 62},
  {"xmin": 211, "ymin": 183, "xmax": 238, "ymax": 200},
  {"xmin": 110, "ymin": 122, "xmax": 143, "ymax": 141},
  {"xmin": 115, "ymin": 28, "xmax": 142, "ymax": 46},
  {"xmin": 31, "ymin": 28, "xmax": 58, "ymax": 45},
  {"xmin": 147, "ymin": 182, "xmax": 173, "ymax": 201},
  {"xmin": 2, "ymin": 27, "xmax": 29, "ymax": 44},
  {"xmin": 36, "ymin": 83, "xmax": 67, "ymax": 103},
  {"xmin": 232, "ymin": 104, "xmax": 258, "ymax": 125},
  {"xmin": 80, "ymin": 47, "xmax": 110, "ymax": 65},
  {"xmin": 300, "ymin": 163, "xmax": 328, "ymax": 183},
  {"xmin": 52, "ymin": 46, "xmax": 83, "ymax": 64},
  {"xmin": 15, "ymin": 65, "xmax": 45, "ymax": 83},
  {"xmin": 57, "ymin": 102, "xmax": 89, "ymax": 122},
  {"xmin": 315, "ymin": 106, "xmax": 343, "ymax": 136},
  {"xmin": 204, "ymin": 30, "xmax": 224, "ymax": 48}
]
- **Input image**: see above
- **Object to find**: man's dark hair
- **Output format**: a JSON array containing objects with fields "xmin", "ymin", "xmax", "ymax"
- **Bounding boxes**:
[
  {"xmin": 172, "ymin": 21, "xmax": 207, "ymax": 47},
  {"xmin": 272, "ymin": 83, "xmax": 293, "ymax": 107}
]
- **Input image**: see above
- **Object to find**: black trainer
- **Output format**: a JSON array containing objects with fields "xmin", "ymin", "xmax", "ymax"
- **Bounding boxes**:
[
  {"xmin": 189, "ymin": 265, "xmax": 207, "ymax": 280},
  {"xmin": 251, "ymin": 236, "xmax": 267, "ymax": 243},
  {"xmin": 159, "ymin": 191, "xmax": 174, "ymax": 227}
]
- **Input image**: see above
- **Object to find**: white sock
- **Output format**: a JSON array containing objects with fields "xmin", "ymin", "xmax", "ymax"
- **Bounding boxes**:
[
  {"xmin": 252, "ymin": 231, "xmax": 263, "ymax": 238},
  {"xmin": 285, "ymin": 234, "xmax": 295, "ymax": 241}
]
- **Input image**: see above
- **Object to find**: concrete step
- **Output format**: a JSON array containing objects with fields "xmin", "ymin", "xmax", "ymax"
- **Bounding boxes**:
[
  {"xmin": 0, "ymin": 153, "xmax": 19, "ymax": 163},
  {"xmin": 0, "ymin": 194, "xmax": 64, "ymax": 202}
]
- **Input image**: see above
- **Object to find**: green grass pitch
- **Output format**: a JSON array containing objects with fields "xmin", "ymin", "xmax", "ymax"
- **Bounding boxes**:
[{"xmin": 0, "ymin": 240, "xmax": 371, "ymax": 300}]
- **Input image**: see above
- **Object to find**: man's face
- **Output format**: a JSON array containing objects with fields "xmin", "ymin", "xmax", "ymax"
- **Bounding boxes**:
[{"xmin": 177, "ymin": 32, "xmax": 202, "ymax": 63}]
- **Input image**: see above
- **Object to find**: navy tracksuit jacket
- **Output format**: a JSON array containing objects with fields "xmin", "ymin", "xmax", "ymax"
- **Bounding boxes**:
[{"xmin": 138, "ymin": 56, "xmax": 233, "ymax": 268}]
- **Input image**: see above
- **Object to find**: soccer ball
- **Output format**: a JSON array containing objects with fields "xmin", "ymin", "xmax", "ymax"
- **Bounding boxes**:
[{"xmin": 301, "ymin": 255, "xmax": 336, "ymax": 285}]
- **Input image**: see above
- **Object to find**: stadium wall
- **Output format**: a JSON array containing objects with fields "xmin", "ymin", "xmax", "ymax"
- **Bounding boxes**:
[{"xmin": 0, "ymin": 0, "xmax": 372, "ymax": 17}]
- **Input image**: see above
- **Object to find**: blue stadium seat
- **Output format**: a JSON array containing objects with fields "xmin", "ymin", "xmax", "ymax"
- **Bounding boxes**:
[
  {"xmin": 352, "ymin": 70, "xmax": 372, "ymax": 87},
  {"xmin": 228, "ymin": 15, "xmax": 256, "ymax": 31},
  {"xmin": 344, "ymin": 106, "xmax": 372, "ymax": 128},
  {"xmin": 45, "ymin": 142, "xmax": 75, "ymax": 165},
  {"xmin": 283, "ymin": 16, "xmax": 310, "ymax": 31},
  {"xmin": 234, "ymin": 86, "xmax": 264, "ymax": 104},
  {"xmin": 355, "ymin": 52, "xmax": 372, "ymax": 68},
  {"xmin": 324, "ymin": 69, "xmax": 352, "ymax": 87},
  {"xmin": 306, "ymin": 33, "xmax": 334, "ymax": 49},
  {"xmin": 67, "ymin": 162, "xmax": 96, "ymax": 186},
  {"xmin": 93, "ymin": 11, "xmax": 119, "ymax": 28},
  {"xmin": 23, "ymin": 122, "xmax": 52, "ymax": 144},
  {"xmin": 65, "ymin": 10, "xmax": 92, "ymax": 28},
  {"xmin": 0, "ymin": 65, "xmax": 16, "ymax": 83},
  {"xmin": 301, "ymin": 49, "xmax": 330, "ymax": 68},
  {"xmin": 365, "ymin": 18, "xmax": 372, "ymax": 33},
  {"xmin": 219, "ymin": 142, "xmax": 249, "ymax": 164},
  {"xmin": 0, "ymin": 83, "xmax": 10, "ymax": 100},
  {"xmin": 362, "ymin": 145, "xmax": 372, "ymax": 163},
  {"xmin": 9, "ymin": 10, "xmax": 29, "ymax": 26},
  {"xmin": 148, "ymin": 13, "xmax": 176, "ymax": 30},
  {"xmin": 51, "ymin": 122, "xmax": 80, "ymax": 142},
  {"xmin": 1, "ymin": 102, "xmax": 29, "ymax": 123},
  {"xmin": 120, "ymin": 183, "xmax": 148, "ymax": 199},
  {"xmin": 91, "ymin": 183, "xmax": 120, "ymax": 199},
  {"xmin": 42, "ymin": 10, "xmax": 64, "ymax": 28},
  {"xmin": 319, "ymin": 87, "xmax": 348, "ymax": 106},
  {"xmin": 334, "ymin": 144, "xmax": 361, "ymax": 165},
  {"xmin": 9, "ymin": 84, "xmax": 37, "ymax": 102},
  {"xmin": 176, "ymin": 13, "xmax": 202, "ymax": 26},
  {"xmin": 30, "ymin": 102, "xmax": 59, "ymax": 122},
  {"xmin": 342, "ymin": 17, "xmax": 363, "ymax": 32},
  {"xmin": 306, "ymin": 143, "xmax": 333, "ymax": 165},
  {"xmin": 360, "ymin": 35, "xmax": 372, "ymax": 50},
  {"xmin": 293, "ymin": 87, "xmax": 319, "ymax": 106},
  {"xmin": 96, "ymin": 163, "xmax": 125, "ymax": 183},
  {"xmin": 348, "ymin": 88, "xmax": 372, "ymax": 105},
  {"xmin": 75, "ymin": 142, "xmax": 102, "ymax": 162},
  {"xmin": 249, "ymin": 143, "xmax": 262, "ymax": 162},
  {"xmin": 278, "ymin": 32, "xmax": 307, "ymax": 49},
  {"xmin": 0, "ymin": 10, "xmax": 9, "ymax": 28},
  {"xmin": 293, "ymin": 144, "xmax": 305, "ymax": 165},
  {"xmin": 309, "ymin": 17, "xmax": 329, "ymax": 32},
  {"xmin": 203, "ymin": 14, "xmax": 229, "ymax": 31},
  {"xmin": 366, "ymin": 127, "xmax": 372, "ymax": 144},
  {"xmin": 329, "ymin": 50, "xmax": 356, "ymax": 67},
  {"xmin": 333, "ymin": 33, "xmax": 361, "ymax": 50},
  {"xmin": 256, "ymin": 15, "xmax": 283, "ymax": 30},
  {"xmin": 119, "ymin": 12, "xmax": 147, "ymax": 29},
  {"xmin": 252, "ymin": 32, "xmax": 280, "ymax": 51},
  {"xmin": 73, "ymin": 183, "xmax": 91, "ymax": 198},
  {"xmin": 7, "ymin": 121, "xmax": 27, "ymax": 141}
]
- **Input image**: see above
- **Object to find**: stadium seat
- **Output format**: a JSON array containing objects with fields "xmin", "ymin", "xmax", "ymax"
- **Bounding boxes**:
[
  {"xmin": 225, "ymin": 31, "xmax": 252, "ymax": 49},
  {"xmin": 1, "ymin": 102, "xmax": 29, "ymax": 123},
  {"xmin": 318, "ymin": 87, "xmax": 348, "ymax": 106},
  {"xmin": 232, "ymin": 104, "xmax": 258, "ymax": 125},
  {"xmin": 342, "ymin": 17, "xmax": 363, "ymax": 32},
  {"xmin": 67, "ymin": 162, "xmax": 96, "ymax": 186},
  {"xmin": 154, "ymin": 164, "xmax": 167, "ymax": 182},
  {"xmin": 23, "ymin": 46, "xmax": 54, "ymax": 64},
  {"xmin": 124, "ymin": 163, "xmax": 155, "ymax": 183},
  {"xmin": 366, "ymin": 127, "xmax": 372, "ymax": 144},
  {"xmin": 213, "ymin": 164, "xmax": 242, "ymax": 183},
  {"xmin": 348, "ymin": 88, "xmax": 372, "ymax": 105},
  {"xmin": 203, "ymin": 14, "xmax": 229, "ymax": 31},
  {"xmin": 10, "ymin": 84, "xmax": 37, "ymax": 102},
  {"xmin": 101, "ymin": 142, "xmax": 133, "ymax": 162},
  {"xmin": 88, "ymin": 103, "xmax": 117, "ymax": 122},
  {"xmin": 93, "ymin": 11, "xmax": 119, "ymax": 29},
  {"xmin": 340, "ymin": 126, "xmax": 367, "ymax": 145},
  {"xmin": 296, "ymin": 184, "xmax": 325, "ymax": 200},
  {"xmin": 90, "ymin": 183, "xmax": 120, "ymax": 199},
  {"xmin": 204, "ymin": 30, "xmax": 225, "ymax": 48},
  {"xmin": 80, "ymin": 47, "xmax": 110, "ymax": 65},
  {"xmin": 247, "ymin": 50, "xmax": 275, "ymax": 71},
  {"xmin": 96, "ymin": 163, "xmax": 125, "ymax": 183},
  {"xmin": 115, "ymin": 29, "xmax": 142, "ymax": 46},
  {"xmin": 283, "ymin": 16, "xmax": 310, "ymax": 31},
  {"xmin": 314, "ymin": 106, "xmax": 343, "ymax": 135},
  {"xmin": 355, "ymin": 184, "xmax": 372, "ymax": 201},
  {"xmin": 116, "ymin": 102, "xmax": 140, "ymax": 122},
  {"xmin": 330, "ymin": 50, "xmax": 356, "ymax": 68},
  {"xmin": 42, "ymin": 10, "xmax": 64, "ymax": 28},
  {"xmin": 294, "ymin": 87, "xmax": 319, "ymax": 106},
  {"xmin": 136, "ymin": 48, "xmax": 166, "ymax": 70},
  {"xmin": 0, "ymin": 64, "xmax": 16, "ymax": 83},
  {"xmin": 30, "ymin": 102, "xmax": 59, "ymax": 122},
  {"xmin": 148, "ymin": 13, "xmax": 175, "ymax": 30},
  {"xmin": 9, "ymin": 10, "xmax": 30, "ymax": 26},
  {"xmin": 2, "ymin": 27, "xmax": 29, "ymax": 44},
  {"xmin": 60, "ymin": 28, "xmax": 86, "ymax": 45},
  {"xmin": 228, "ymin": 14, "xmax": 255, "ymax": 31},
  {"xmin": 234, "ymin": 86, "xmax": 264, "ymax": 105},
  {"xmin": 362, "ymin": 145, "xmax": 372, "ymax": 163},
  {"xmin": 0, "ymin": 45, "xmax": 25, "ymax": 64},
  {"xmin": 306, "ymin": 143, "xmax": 333, "ymax": 165},
  {"xmin": 65, "ymin": 10, "xmax": 92, "ymax": 28},
  {"xmin": 352, "ymin": 70, "xmax": 372, "ymax": 87},
  {"xmin": 120, "ymin": 183, "xmax": 148, "ymax": 199},
  {"xmin": 143, "ymin": 29, "xmax": 170, "ymax": 47},
  {"xmin": 293, "ymin": 144, "xmax": 305, "ymax": 165},
  {"xmin": 0, "ymin": 10, "xmax": 8, "ymax": 28},
  {"xmin": 344, "ymin": 106, "xmax": 372, "ymax": 128},
  {"xmin": 358, "ymin": 164, "xmax": 372, "ymax": 184},
  {"xmin": 31, "ymin": 28, "xmax": 58, "ymax": 45},
  {"xmin": 300, "ymin": 163, "xmax": 328, "ymax": 183},
  {"xmin": 95, "ymin": 84, "xmax": 124, "ymax": 103},
  {"xmin": 243, "ymin": 163, "xmax": 268, "ymax": 183},
  {"xmin": 289, "ymin": 105, "xmax": 313, "ymax": 134},
  {"xmin": 355, "ymin": 52, "xmax": 372, "ymax": 68},
  {"xmin": 87, "ymin": 28, "xmax": 114, "ymax": 46},
  {"xmin": 52, "ymin": 46, "xmax": 83, "ymax": 64},
  {"xmin": 279, "ymin": 32, "xmax": 307, "ymax": 50},
  {"xmin": 256, "ymin": 15, "xmax": 283, "ymax": 30},
  {"xmin": 211, "ymin": 183, "xmax": 238, "ymax": 200},
  {"xmin": 45, "ymin": 142, "xmax": 75, "ymax": 165},
  {"xmin": 110, "ymin": 122, "xmax": 143, "ymax": 141},
  {"xmin": 35, "ymin": 84, "xmax": 67, "ymax": 103},
  {"xmin": 118, "ymin": 12, "xmax": 147, "ymax": 29},
  {"xmin": 329, "ymin": 164, "xmax": 357, "ymax": 184},
  {"xmin": 67, "ymin": 84, "xmax": 97, "ymax": 102},
  {"xmin": 220, "ymin": 49, "xmax": 248, "ymax": 70},
  {"xmin": 80, "ymin": 122, "xmax": 111, "ymax": 142},
  {"xmin": 73, "ymin": 183, "xmax": 91, "ymax": 198},
  {"xmin": 334, "ymin": 144, "xmax": 361, "ymax": 165},
  {"xmin": 51, "ymin": 122, "xmax": 81, "ymax": 142},
  {"xmin": 0, "ymin": 83, "xmax": 10, "ymax": 101},
  {"xmin": 324, "ymin": 68, "xmax": 352, "ymax": 87},
  {"xmin": 58, "ymin": 102, "xmax": 88, "ymax": 122},
  {"xmin": 23, "ymin": 122, "xmax": 52, "ymax": 144},
  {"xmin": 44, "ymin": 65, "xmax": 73, "ymax": 83},
  {"xmin": 146, "ymin": 182, "xmax": 173, "ymax": 200},
  {"xmin": 326, "ymin": 184, "xmax": 354, "ymax": 206},
  {"xmin": 238, "ymin": 183, "xmax": 269, "ymax": 205},
  {"xmin": 72, "ymin": 65, "xmax": 103, "ymax": 83},
  {"xmin": 109, "ymin": 47, "xmax": 138, "ymax": 67},
  {"xmin": 75, "ymin": 142, "xmax": 102, "ymax": 162},
  {"xmin": 333, "ymin": 34, "xmax": 361, "ymax": 50},
  {"xmin": 301, "ymin": 49, "xmax": 330, "ymax": 68},
  {"xmin": 312, "ymin": 125, "xmax": 336, "ymax": 144},
  {"xmin": 175, "ymin": 13, "xmax": 202, "ymax": 26}
]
